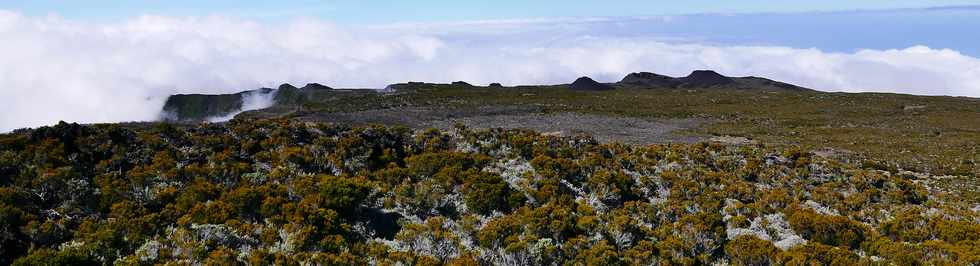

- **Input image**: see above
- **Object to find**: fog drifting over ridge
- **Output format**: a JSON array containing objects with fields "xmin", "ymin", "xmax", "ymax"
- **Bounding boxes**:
[{"xmin": 1, "ymin": 10, "xmax": 980, "ymax": 131}]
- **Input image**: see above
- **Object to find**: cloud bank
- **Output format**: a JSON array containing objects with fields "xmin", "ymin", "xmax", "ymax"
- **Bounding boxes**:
[{"xmin": 1, "ymin": 10, "xmax": 979, "ymax": 131}]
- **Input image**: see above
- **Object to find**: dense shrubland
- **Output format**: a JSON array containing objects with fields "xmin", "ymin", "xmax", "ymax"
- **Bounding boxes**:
[{"xmin": 0, "ymin": 119, "xmax": 977, "ymax": 265}]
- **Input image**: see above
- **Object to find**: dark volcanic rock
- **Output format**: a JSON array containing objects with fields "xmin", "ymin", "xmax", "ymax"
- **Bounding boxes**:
[
  {"xmin": 569, "ymin": 77, "xmax": 613, "ymax": 91},
  {"xmin": 302, "ymin": 83, "xmax": 332, "ymax": 90},
  {"xmin": 620, "ymin": 72, "xmax": 681, "ymax": 87},
  {"xmin": 679, "ymin": 70, "xmax": 734, "ymax": 87}
]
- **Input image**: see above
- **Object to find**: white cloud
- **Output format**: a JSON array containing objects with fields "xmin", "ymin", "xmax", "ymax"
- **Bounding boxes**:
[
  {"xmin": 203, "ymin": 90, "xmax": 276, "ymax": 123},
  {"xmin": 1, "ymin": 11, "xmax": 979, "ymax": 131}
]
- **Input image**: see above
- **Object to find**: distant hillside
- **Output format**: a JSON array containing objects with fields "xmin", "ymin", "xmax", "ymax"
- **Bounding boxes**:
[
  {"xmin": 157, "ymin": 70, "xmax": 980, "ymax": 177},
  {"xmin": 619, "ymin": 70, "xmax": 811, "ymax": 91},
  {"xmin": 161, "ymin": 70, "xmax": 810, "ymax": 122}
]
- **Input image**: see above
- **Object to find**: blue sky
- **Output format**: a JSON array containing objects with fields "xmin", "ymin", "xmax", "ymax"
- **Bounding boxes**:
[
  {"xmin": 7, "ymin": 1, "xmax": 980, "ymax": 55},
  {"xmin": 6, "ymin": 1, "xmax": 980, "ymax": 23}
]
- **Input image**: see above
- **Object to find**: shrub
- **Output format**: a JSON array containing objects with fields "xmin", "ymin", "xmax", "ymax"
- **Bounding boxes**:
[
  {"xmin": 779, "ymin": 243, "xmax": 861, "ymax": 266},
  {"xmin": 787, "ymin": 207, "xmax": 868, "ymax": 249},
  {"xmin": 463, "ymin": 172, "xmax": 521, "ymax": 215},
  {"xmin": 725, "ymin": 235, "xmax": 780, "ymax": 266},
  {"xmin": 12, "ymin": 249, "xmax": 99, "ymax": 266}
]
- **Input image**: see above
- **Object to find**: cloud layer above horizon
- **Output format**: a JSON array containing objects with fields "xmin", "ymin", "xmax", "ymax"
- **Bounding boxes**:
[{"xmin": 1, "ymin": 10, "xmax": 979, "ymax": 131}]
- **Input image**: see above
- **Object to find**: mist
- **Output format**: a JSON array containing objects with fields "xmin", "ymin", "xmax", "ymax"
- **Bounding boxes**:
[
  {"xmin": 205, "ymin": 90, "xmax": 277, "ymax": 123},
  {"xmin": 2, "ymin": 10, "xmax": 979, "ymax": 131}
]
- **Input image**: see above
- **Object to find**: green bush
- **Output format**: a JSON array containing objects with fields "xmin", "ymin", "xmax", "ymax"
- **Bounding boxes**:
[
  {"xmin": 787, "ymin": 207, "xmax": 868, "ymax": 249},
  {"xmin": 12, "ymin": 249, "xmax": 98, "ymax": 266},
  {"xmin": 725, "ymin": 235, "xmax": 780, "ymax": 266},
  {"xmin": 463, "ymin": 172, "xmax": 522, "ymax": 215}
]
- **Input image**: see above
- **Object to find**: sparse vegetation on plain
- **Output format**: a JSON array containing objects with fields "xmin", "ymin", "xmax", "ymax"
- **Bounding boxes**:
[{"xmin": 224, "ymin": 80, "xmax": 980, "ymax": 177}]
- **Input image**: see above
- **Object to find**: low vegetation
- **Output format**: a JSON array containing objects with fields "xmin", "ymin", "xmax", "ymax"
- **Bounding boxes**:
[{"xmin": 1, "ymin": 119, "xmax": 977, "ymax": 265}]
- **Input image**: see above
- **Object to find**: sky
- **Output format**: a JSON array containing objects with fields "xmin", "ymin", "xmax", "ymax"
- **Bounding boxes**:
[
  {"xmin": 1, "ymin": 1, "xmax": 980, "ymax": 131},
  {"xmin": 7, "ymin": 1, "xmax": 980, "ymax": 23}
]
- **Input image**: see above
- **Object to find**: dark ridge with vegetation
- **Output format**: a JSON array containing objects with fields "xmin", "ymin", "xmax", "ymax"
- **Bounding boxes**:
[
  {"xmin": 619, "ymin": 70, "xmax": 808, "ymax": 91},
  {"xmin": 161, "ymin": 88, "xmax": 273, "ymax": 121},
  {"xmin": 568, "ymin": 76, "xmax": 613, "ymax": 91},
  {"xmin": 272, "ymin": 83, "xmax": 305, "ymax": 105},
  {"xmin": 620, "ymin": 72, "xmax": 680, "ymax": 87},
  {"xmin": 162, "ymin": 83, "xmax": 334, "ymax": 122},
  {"xmin": 161, "ymin": 70, "xmax": 808, "ymax": 122},
  {"xmin": 0, "ymin": 119, "xmax": 977, "ymax": 264},
  {"xmin": 679, "ymin": 70, "xmax": 734, "ymax": 87},
  {"xmin": 302, "ymin": 83, "xmax": 333, "ymax": 90},
  {"xmin": 451, "ymin": 81, "xmax": 474, "ymax": 88}
]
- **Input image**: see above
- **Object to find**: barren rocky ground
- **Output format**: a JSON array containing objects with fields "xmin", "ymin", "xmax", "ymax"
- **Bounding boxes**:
[
  {"xmin": 292, "ymin": 106, "xmax": 708, "ymax": 144},
  {"xmin": 424, "ymin": 113, "xmax": 707, "ymax": 144}
]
